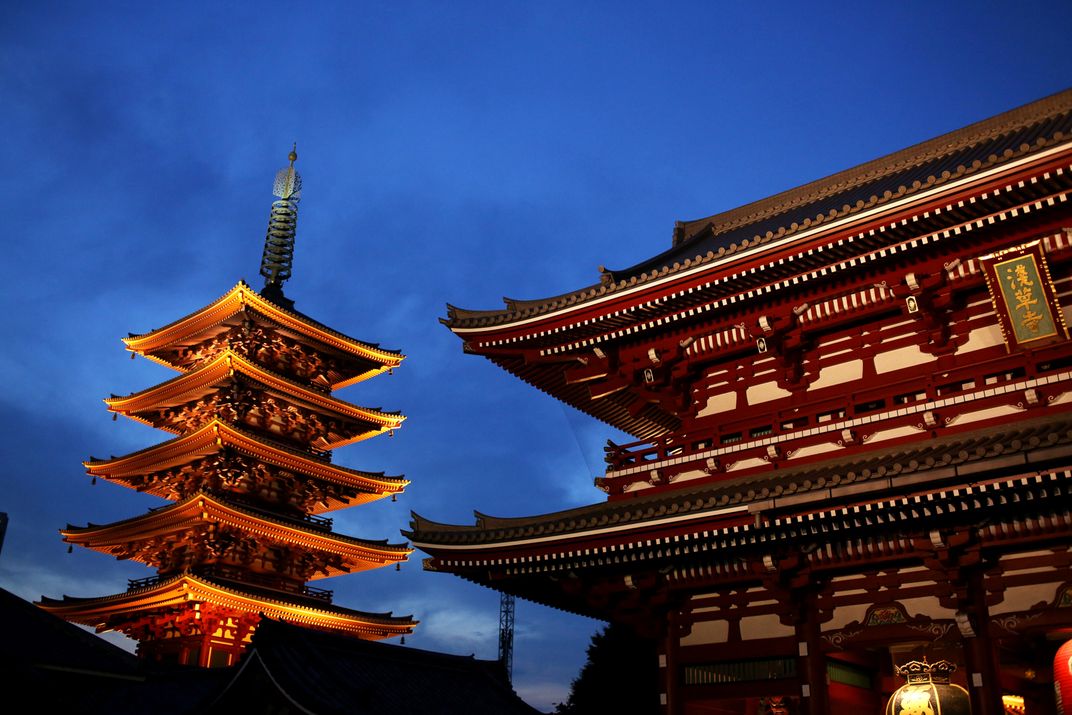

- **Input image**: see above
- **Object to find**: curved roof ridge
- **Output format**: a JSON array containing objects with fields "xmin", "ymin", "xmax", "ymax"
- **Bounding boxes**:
[
  {"xmin": 409, "ymin": 413, "xmax": 1072, "ymax": 544},
  {"xmin": 442, "ymin": 88, "xmax": 1072, "ymax": 330},
  {"xmin": 672, "ymin": 87, "xmax": 1072, "ymax": 247},
  {"xmin": 85, "ymin": 420, "xmax": 409, "ymax": 488},
  {"xmin": 38, "ymin": 571, "xmax": 417, "ymax": 627},
  {"xmin": 63, "ymin": 490, "xmax": 413, "ymax": 553},
  {"xmin": 106, "ymin": 350, "xmax": 406, "ymax": 445},
  {"xmin": 125, "ymin": 281, "xmax": 404, "ymax": 364}
]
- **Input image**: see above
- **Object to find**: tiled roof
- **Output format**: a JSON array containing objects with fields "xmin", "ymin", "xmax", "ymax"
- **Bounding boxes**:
[
  {"xmin": 63, "ymin": 490, "xmax": 412, "ymax": 562},
  {"xmin": 634, "ymin": 89, "xmax": 1072, "ymax": 272},
  {"xmin": 408, "ymin": 413, "xmax": 1072, "ymax": 546},
  {"xmin": 444, "ymin": 88, "xmax": 1072, "ymax": 330},
  {"xmin": 8, "ymin": 587, "xmax": 225, "ymax": 715},
  {"xmin": 210, "ymin": 618, "xmax": 541, "ymax": 715},
  {"xmin": 39, "ymin": 572, "xmax": 415, "ymax": 631}
]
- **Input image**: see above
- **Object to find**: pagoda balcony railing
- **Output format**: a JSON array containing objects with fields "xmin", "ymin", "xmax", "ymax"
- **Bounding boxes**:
[
  {"xmin": 302, "ymin": 584, "xmax": 334, "ymax": 602},
  {"xmin": 195, "ymin": 565, "xmax": 334, "ymax": 603},
  {"xmin": 602, "ymin": 350, "xmax": 1059, "ymax": 476},
  {"xmin": 187, "ymin": 492, "xmax": 335, "ymax": 531},
  {"xmin": 301, "ymin": 512, "xmax": 333, "ymax": 530},
  {"xmin": 604, "ymin": 351, "xmax": 1072, "ymax": 488},
  {"xmin": 128, "ymin": 569, "xmax": 333, "ymax": 604},
  {"xmin": 236, "ymin": 498, "xmax": 333, "ymax": 530},
  {"xmin": 128, "ymin": 574, "xmax": 166, "ymax": 590}
]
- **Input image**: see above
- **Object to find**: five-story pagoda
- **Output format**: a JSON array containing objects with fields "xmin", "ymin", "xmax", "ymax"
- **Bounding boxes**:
[{"xmin": 38, "ymin": 149, "xmax": 417, "ymax": 667}]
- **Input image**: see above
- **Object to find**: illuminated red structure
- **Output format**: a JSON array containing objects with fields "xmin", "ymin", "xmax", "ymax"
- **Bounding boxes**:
[
  {"xmin": 410, "ymin": 91, "xmax": 1072, "ymax": 713},
  {"xmin": 40, "ymin": 152, "xmax": 416, "ymax": 667}
]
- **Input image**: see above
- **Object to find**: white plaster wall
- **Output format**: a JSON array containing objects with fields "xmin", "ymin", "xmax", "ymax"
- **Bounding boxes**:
[
  {"xmin": 745, "ymin": 381, "xmax": 792, "ymax": 405},
  {"xmin": 725, "ymin": 457, "xmax": 768, "ymax": 472},
  {"xmin": 789, "ymin": 442, "xmax": 843, "ymax": 460},
  {"xmin": 670, "ymin": 469, "xmax": 709, "ymax": 485},
  {"xmin": 810, "ymin": 359, "xmax": 863, "ymax": 390},
  {"xmin": 899, "ymin": 596, "xmax": 954, "ymax": 619},
  {"xmin": 826, "ymin": 602, "xmax": 871, "ymax": 631},
  {"xmin": 960, "ymin": 323, "xmax": 1005, "ymax": 353},
  {"xmin": 696, "ymin": 390, "xmax": 737, "ymax": 418},
  {"xmin": 679, "ymin": 619, "xmax": 729, "ymax": 647},
  {"xmin": 947, "ymin": 404, "xmax": 1022, "ymax": 427},
  {"xmin": 739, "ymin": 614, "xmax": 794, "ymax": 640},
  {"xmin": 874, "ymin": 345, "xmax": 931, "ymax": 374},
  {"xmin": 867, "ymin": 425, "xmax": 923, "ymax": 443},
  {"xmin": 989, "ymin": 582, "xmax": 1062, "ymax": 615}
]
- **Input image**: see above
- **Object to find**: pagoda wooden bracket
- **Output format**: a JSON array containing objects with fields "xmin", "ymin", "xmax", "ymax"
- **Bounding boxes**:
[
  {"xmin": 899, "ymin": 269, "xmax": 968, "ymax": 356},
  {"xmin": 750, "ymin": 311, "xmax": 813, "ymax": 392}
]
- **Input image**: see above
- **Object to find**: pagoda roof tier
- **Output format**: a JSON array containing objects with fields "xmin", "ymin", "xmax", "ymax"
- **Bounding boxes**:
[
  {"xmin": 408, "ymin": 412, "xmax": 1072, "ymax": 552},
  {"xmin": 105, "ymin": 350, "xmax": 404, "ymax": 449},
  {"xmin": 85, "ymin": 419, "xmax": 407, "ymax": 510},
  {"xmin": 62, "ymin": 491, "xmax": 411, "ymax": 578},
  {"xmin": 37, "ymin": 572, "xmax": 416, "ymax": 640},
  {"xmin": 125, "ymin": 282, "xmax": 404, "ymax": 389},
  {"xmin": 443, "ymin": 90, "xmax": 1072, "ymax": 334}
]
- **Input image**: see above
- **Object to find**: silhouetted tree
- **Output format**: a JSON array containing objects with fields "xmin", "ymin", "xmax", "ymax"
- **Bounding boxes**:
[{"xmin": 554, "ymin": 622, "xmax": 659, "ymax": 714}]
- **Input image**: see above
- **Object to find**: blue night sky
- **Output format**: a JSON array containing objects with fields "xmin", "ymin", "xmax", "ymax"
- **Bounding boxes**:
[{"xmin": 2, "ymin": 2, "xmax": 1071, "ymax": 709}]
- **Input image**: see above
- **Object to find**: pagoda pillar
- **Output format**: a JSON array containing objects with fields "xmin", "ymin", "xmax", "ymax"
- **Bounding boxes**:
[
  {"xmin": 793, "ymin": 587, "xmax": 829, "ymax": 715},
  {"xmin": 660, "ymin": 606, "xmax": 684, "ymax": 715},
  {"xmin": 960, "ymin": 568, "xmax": 1004, "ymax": 715}
]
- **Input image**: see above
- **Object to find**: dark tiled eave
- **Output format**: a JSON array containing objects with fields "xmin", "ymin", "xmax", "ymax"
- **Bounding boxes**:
[
  {"xmin": 444, "ymin": 89, "xmax": 1072, "ymax": 333},
  {"xmin": 408, "ymin": 414, "xmax": 1072, "ymax": 547},
  {"xmin": 430, "ymin": 469, "xmax": 1071, "ymax": 602},
  {"xmin": 650, "ymin": 92, "xmax": 1072, "ymax": 266}
]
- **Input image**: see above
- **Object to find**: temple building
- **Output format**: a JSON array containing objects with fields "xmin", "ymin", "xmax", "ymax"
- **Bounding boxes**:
[
  {"xmin": 408, "ymin": 90, "xmax": 1072, "ymax": 714},
  {"xmin": 40, "ymin": 149, "xmax": 417, "ymax": 668}
]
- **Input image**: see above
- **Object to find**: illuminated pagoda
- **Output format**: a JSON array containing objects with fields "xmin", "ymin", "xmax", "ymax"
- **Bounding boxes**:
[
  {"xmin": 40, "ymin": 149, "xmax": 417, "ymax": 668},
  {"xmin": 410, "ymin": 90, "xmax": 1072, "ymax": 714}
]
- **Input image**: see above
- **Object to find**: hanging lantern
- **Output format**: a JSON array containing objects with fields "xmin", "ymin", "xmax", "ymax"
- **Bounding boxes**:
[
  {"xmin": 1056, "ymin": 639, "xmax": 1072, "ymax": 714},
  {"xmin": 884, "ymin": 660, "xmax": 971, "ymax": 715}
]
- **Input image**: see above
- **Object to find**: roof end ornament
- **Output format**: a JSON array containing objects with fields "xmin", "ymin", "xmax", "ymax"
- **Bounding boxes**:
[{"xmin": 260, "ymin": 144, "xmax": 302, "ymax": 305}]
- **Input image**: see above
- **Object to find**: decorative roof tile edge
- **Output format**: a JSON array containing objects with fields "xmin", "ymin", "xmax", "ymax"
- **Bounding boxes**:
[
  {"xmin": 407, "ymin": 413, "xmax": 1072, "ymax": 545},
  {"xmin": 63, "ymin": 490, "xmax": 413, "ymax": 554},
  {"xmin": 443, "ymin": 89, "xmax": 1072, "ymax": 331},
  {"xmin": 672, "ymin": 88, "xmax": 1072, "ymax": 245},
  {"xmin": 127, "ymin": 281, "xmax": 405, "ymax": 363}
]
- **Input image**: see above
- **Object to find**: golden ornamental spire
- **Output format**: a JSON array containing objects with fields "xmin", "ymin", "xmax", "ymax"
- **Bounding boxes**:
[{"xmin": 260, "ymin": 144, "xmax": 302, "ymax": 294}]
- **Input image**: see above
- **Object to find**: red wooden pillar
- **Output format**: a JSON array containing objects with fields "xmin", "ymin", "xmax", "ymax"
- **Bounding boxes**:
[
  {"xmin": 961, "ymin": 570, "xmax": 1004, "ymax": 715},
  {"xmin": 662, "ymin": 608, "xmax": 683, "ymax": 715},
  {"xmin": 793, "ymin": 589, "xmax": 829, "ymax": 715}
]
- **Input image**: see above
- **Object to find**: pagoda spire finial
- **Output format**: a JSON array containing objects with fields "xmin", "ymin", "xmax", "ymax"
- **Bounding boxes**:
[{"xmin": 260, "ymin": 144, "xmax": 302, "ymax": 297}]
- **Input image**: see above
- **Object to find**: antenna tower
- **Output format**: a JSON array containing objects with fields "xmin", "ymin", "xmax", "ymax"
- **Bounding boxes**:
[{"xmin": 498, "ymin": 591, "xmax": 515, "ymax": 682}]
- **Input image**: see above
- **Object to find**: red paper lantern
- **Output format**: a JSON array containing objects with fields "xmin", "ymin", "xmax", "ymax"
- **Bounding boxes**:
[{"xmin": 1056, "ymin": 639, "xmax": 1072, "ymax": 715}]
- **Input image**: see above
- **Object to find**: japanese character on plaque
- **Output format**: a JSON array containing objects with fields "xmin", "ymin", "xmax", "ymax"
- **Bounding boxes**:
[{"xmin": 980, "ymin": 239, "xmax": 1069, "ymax": 351}]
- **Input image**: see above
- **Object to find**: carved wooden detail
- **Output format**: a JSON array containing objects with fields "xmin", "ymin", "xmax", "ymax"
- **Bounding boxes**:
[
  {"xmin": 151, "ymin": 378, "xmax": 363, "ymax": 450},
  {"xmin": 122, "ymin": 453, "xmax": 360, "ymax": 512},
  {"xmin": 168, "ymin": 319, "xmax": 339, "ymax": 388}
]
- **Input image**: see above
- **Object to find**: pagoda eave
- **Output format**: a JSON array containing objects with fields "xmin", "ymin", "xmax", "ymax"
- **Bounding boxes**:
[
  {"xmin": 84, "ymin": 420, "xmax": 409, "ymax": 501},
  {"xmin": 37, "ymin": 573, "xmax": 417, "ymax": 639},
  {"xmin": 105, "ymin": 350, "xmax": 405, "ymax": 435},
  {"xmin": 62, "ymin": 492, "xmax": 412, "ymax": 565},
  {"xmin": 124, "ymin": 283, "xmax": 405, "ymax": 372}
]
